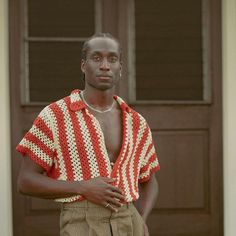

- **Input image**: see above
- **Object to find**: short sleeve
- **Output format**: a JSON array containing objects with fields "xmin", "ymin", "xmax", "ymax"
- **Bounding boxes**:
[
  {"xmin": 16, "ymin": 107, "xmax": 55, "ymax": 172},
  {"xmin": 138, "ymin": 125, "xmax": 160, "ymax": 183}
]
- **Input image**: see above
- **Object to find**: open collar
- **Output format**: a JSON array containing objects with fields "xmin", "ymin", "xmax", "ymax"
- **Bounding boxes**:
[{"xmin": 69, "ymin": 89, "xmax": 131, "ymax": 113}]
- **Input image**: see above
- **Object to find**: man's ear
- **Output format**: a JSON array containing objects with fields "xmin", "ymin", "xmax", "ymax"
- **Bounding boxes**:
[
  {"xmin": 119, "ymin": 62, "xmax": 122, "ymax": 77},
  {"xmin": 81, "ymin": 59, "xmax": 86, "ymax": 74}
]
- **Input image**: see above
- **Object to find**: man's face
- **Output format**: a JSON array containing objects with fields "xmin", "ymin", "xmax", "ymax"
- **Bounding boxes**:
[{"xmin": 81, "ymin": 37, "xmax": 122, "ymax": 91}]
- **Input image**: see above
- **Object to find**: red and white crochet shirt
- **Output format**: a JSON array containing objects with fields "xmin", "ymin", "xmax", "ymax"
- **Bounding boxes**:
[{"xmin": 16, "ymin": 90, "xmax": 160, "ymax": 203}]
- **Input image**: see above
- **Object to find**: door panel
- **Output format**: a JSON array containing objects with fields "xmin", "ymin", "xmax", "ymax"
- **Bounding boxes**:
[{"xmin": 155, "ymin": 130, "xmax": 208, "ymax": 209}]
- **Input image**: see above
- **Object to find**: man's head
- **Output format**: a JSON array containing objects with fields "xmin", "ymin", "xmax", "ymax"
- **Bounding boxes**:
[
  {"xmin": 81, "ymin": 33, "xmax": 122, "ymax": 61},
  {"xmin": 81, "ymin": 33, "xmax": 122, "ymax": 91}
]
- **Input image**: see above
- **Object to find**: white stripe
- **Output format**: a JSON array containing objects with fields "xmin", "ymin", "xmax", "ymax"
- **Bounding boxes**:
[
  {"xmin": 70, "ymin": 92, "xmax": 79, "ymax": 103},
  {"xmin": 20, "ymin": 139, "xmax": 53, "ymax": 166},
  {"xmin": 48, "ymin": 106, "xmax": 67, "ymax": 180},
  {"xmin": 76, "ymin": 112, "xmax": 100, "ymax": 178},
  {"xmin": 57, "ymin": 100, "xmax": 83, "ymax": 181},
  {"xmin": 121, "ymin": 115, "xmax": 133, "ymax": 200}
]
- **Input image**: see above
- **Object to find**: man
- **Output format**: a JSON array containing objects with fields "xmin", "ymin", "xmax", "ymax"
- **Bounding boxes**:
[{"xmin": 17, "ymin": 33, "xmax": 160, "ymax": 236}]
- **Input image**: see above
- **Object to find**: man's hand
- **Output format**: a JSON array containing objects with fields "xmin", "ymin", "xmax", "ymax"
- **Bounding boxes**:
[
  {"xmin": 143, "ymin": 222, "xmax": 150, "ymax": 236},
  {"xmin": 80, "ymin": 177, "xmax": 125, "ymax": 212}
]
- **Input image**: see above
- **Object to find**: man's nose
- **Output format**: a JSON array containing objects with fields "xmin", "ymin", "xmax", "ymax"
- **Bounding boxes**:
[{"xmin": 99, "ymin": 58, "xmax": 110, "ymax": 70}]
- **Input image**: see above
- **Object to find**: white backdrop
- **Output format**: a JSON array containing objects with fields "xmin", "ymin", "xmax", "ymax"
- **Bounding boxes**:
[
  {"xmin": 0, "ymin": 0, "xmax": 13, "ymax": 235},
  {"xmin": 223, "ymin": 0, "xmax": 236, "ymax": 236}
]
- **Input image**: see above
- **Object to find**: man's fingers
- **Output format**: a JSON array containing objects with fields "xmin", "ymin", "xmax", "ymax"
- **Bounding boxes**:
[
  {"xmin": 144, "ymin": 223, "xmax": 150, "ymax": 236},
  {"xmin": 104, "ymin": 202, "xmax": 118, "ymax": 212},
  {"xmin": 108, "ymin": 204, "xmax": 118, "ymax": 212},
  {"xmin": 99, "ymin": 177, "xmax": 124, "ymax": 196},
  {"xmin": 109, "ymin": 185, "xmax": 124, "ymax": 195},
  {"xmin": 101, "ymin": 177, "xmax": 116, "ymax": 183},
  {"xmin": 109, "ymin": 191, "xmax": 125, "ymax": 201},
  {"xmin": 107, "ymin": 197, "xmax": 123, "ymax": 207}
]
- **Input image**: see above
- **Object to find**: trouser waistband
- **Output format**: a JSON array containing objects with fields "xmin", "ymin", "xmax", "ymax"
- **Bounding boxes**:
[{"xmin": 61, "ymin": 200, "xmax": 133, "ymax": 210}]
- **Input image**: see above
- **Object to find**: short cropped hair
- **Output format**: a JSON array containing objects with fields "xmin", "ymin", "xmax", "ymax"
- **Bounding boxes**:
[{"xmin": 81, "ymin": 32, "xmax": 122, "ymax": 61}]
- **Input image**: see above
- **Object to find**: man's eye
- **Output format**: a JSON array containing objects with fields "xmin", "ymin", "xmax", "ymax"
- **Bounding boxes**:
[
  {"xmin": 92, "ymin": 56, "xmax": 101, "ymax": 62},
  {"xmin": 109, "ymin": 56, "xmax": 118, "ymax": 63}
]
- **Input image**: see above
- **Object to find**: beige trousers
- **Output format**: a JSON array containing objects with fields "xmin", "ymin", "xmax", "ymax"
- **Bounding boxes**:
[{"xmin": 60, "ymin": 200, "xmax": 145, "ymax": 236}]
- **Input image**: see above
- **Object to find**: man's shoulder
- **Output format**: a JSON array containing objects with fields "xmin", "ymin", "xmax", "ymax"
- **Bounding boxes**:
[
  {"xmin": 117, "ymin": 97, "xmax": 148, "ymax": 126},
  {"xmin": 129, "ymin": 108, "xmax": 148, "ymax": 125}
]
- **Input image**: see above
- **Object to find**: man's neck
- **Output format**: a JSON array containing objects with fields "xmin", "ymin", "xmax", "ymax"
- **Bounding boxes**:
[{"xmin": 82, "ymin": 87, "xmax": 115, "ymax": 108}]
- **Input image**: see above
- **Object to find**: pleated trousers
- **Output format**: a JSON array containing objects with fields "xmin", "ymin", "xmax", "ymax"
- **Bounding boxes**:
[{"xmin": 60, "ymin": 200, "xmax": 145, "ymax": 236}]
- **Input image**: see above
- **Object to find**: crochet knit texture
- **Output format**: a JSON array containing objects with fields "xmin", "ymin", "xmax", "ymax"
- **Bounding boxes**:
[{"xmin": 16, "ymin": 90, "xmax": 160, "ymax": 202}]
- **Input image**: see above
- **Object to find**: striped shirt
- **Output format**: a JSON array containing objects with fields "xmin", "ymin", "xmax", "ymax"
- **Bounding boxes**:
[{"xmin": 16, "ymin": 90, "xmax": 160, "ymax": 203}]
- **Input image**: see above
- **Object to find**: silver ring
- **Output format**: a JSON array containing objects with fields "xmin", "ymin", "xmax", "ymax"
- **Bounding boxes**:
[{"xmin": 105, "ymin": 203, "xmax": 110, "ymax": 208}]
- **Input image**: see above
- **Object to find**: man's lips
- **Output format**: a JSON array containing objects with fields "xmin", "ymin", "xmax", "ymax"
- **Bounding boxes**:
[
  {"xmin": 96, "ymin": 75, "xmax": 112, "ymax": 80},
  {"xmin": 96, "ymin": 75, "xmax": 112, "ymax": 78}
]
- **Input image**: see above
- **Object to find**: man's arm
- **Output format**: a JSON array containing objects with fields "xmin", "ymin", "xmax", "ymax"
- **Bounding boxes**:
[
  {"xmin": 18, "ymin": 157, "xmax": 125, "ymax": 212},
  {"xmin": 134, "ymin": 174, "xmax": 158, "ymax": 222},
  {"xmin": 134, "ymin": 174, "xmax": 158, "ymax": 236}
]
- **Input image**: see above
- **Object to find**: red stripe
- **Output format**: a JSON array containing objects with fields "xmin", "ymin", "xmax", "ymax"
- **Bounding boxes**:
[
  {"xmin": 24, "ymin": 132, "xmax": 54, "ymax": 158},
  {"xmin": 16, "ymin": 145, "xmax": 51, "ymax": 172},
  {"xmin": 34, "ymin": 116, "xmax": 54, "ymax": 141},
  {"xmin": 71, "ymin": 89, "xmax": 80, "ymax": 95},
  {"xmin": 118, "ymin": 142, "xmax": 132, "ymax": 202},
  {"xmin": 64, "ymin": 97, "xmax": 91, "ymax": 180},
  {"xmin": 49, "ymin": 101, "xmax": 74, "ymax": 181},
  {"xmin": 82, "ymin": 112, "xmax": 109, "ymax": 177}
]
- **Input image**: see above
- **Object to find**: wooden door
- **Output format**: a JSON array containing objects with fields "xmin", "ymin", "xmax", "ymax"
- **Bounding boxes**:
[
  {"xmin": 118, "ymin": 0, "xmax": 223, "ymax": 236},
  {"xmin": 10, "ymin": 0, "xmax": 223, "ymax": 235},
  {"xmin": 10, "ymin": 0, "xmax": 102, "ymax": 235}
]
